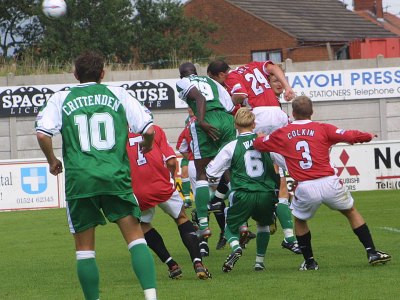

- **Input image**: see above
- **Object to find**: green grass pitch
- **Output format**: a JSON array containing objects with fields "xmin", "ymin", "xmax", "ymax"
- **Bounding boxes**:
[{"xmin": 0, "ymin": 190, "xmax": 398, "ymax": 299}]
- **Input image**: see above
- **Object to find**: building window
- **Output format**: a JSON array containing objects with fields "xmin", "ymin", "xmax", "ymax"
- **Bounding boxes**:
[{"xmin": 252, "ymin": 50, "xmax": 282, "ymax": 63}]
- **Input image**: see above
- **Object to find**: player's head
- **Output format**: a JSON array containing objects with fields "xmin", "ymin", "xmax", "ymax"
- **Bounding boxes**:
[
  {"xmin": 74, "ymin": 50, "xmax": 105, "ymax": 83},
  {"xmin": 234, "ymin": 107, "xmax": 255, "ymax": 131},
  {"xmin": 292, "ymin": 96, "xmax": 313, "ymax": 120},
  {"xmin": 207, "ymin": 60, "xmax": 230, "ymax": 84},
  {"xmin": 268, "ymin": 74, "xmax": 283, "ymax": 97},
  {"xmin": 179, "ymin": 62, "xmax": 197, "ymax": 78}
]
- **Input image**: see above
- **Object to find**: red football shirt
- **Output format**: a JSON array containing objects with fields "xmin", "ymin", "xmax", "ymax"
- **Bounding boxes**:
[
  {"xmin": 225, "ymin": 61, "xmax": 280, "ymax": 108},
  {"xmin": 253, "ymin": 120, "xmax": 373, "ymax": 181},
  {"xmin": 127, "ymin": 125, "xmax": 176, "ymax": 210},
  {"xmin": 176, "ymin": 116, "xmax": 195, "ymax": 160}
]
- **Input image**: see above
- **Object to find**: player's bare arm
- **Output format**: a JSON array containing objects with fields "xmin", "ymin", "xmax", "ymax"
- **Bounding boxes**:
[
  {"xmin": 266, "ymin": 63, "xmax": 295, "ymax": 101},
  {"xmin": 231, "ymin": 93, "xmax": 246, "ymax": 105},
  {"xmin": 166, "ymin": 157, "xmax": 177, "ymax": 186},
  {"xmin": 36, "ymin": 132, "xmax": 63, "ymax": 175},
  {"xmin": 140, "ymin": 125, "xmax": 155, "ymax": 154},
  {"xmin": 180, "ymin": 151, "xmax": 189, "ymax": 160},
  {"xmin": 188, "ymin": 86, "xmax": 220, "ymax": 141}
]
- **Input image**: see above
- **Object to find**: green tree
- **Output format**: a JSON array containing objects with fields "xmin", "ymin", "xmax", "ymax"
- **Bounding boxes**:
[
  {"xmin": 1, "ymin": 0, "xmax": 216, "ymax": 67},
  {"xmin": 36, "ymin": 0, "xmax": 135, "ymax": 63},
  {"xmin": 0, "ymin": 0, "xmax": 43, "ymax": 57},
  {"xmin": 132, "ymin": 0, "xmax": 217, "ymax": 68}
]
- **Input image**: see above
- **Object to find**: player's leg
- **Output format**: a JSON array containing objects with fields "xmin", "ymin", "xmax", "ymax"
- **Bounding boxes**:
[
  {"xmin": 180, "ymin": 159, "xmax": 192, "ymax": 208},
  {"xmin": 214, "ymin": 207, "xmax": 227, "ymax": 250},
  {"xmin": 294, "ymin": 217, "xmax": 318, "ymax": 270},
  {"xmin": 291, "ymin": 182, "xmax": 320, "ymax": 270},
  {"xmin": 340, "ymin": 207, "xmax": 391, "ymax": 265},
  {"xmin": 67, "ymin": 198, "xmax": 105, "ymax": 300},
  {"xmin": 160, "ymin": 191, "xmax": 211, "ymax": 279},
  {"xmin": 251, "ymin": 191, "xmax": 277, "ymax": 271},
  {"xmin": 74, "ymin": 228, "xmax": 99, "ymax": 300},
  {"xmin": 208, "ymin": 173, "xmax": 228, "ymax": 249},
  {"xmin": 254, "ymin": 224, "xmax": 270, "ymax": 271},
  {"xmin": 222, "ymin": 192, "xmax": 253, "ymax": 272},
  {"xmin": 140, "ymin": 211, "xmax": 182, "ymax": 279},
  {"xmin": 209, "ymin": 172, "xmax": 230, "ymax": 212},
  {"xmin": 190, "ymin": 207, "xmax": 210, "ymax": 257},
  {"xmin": 103, "ymin": 195, "xmax": 156, "ymax": 300},
  {"xmin": 323, "ymin": 176, "xmax": 390, "ymax": 265},
  {"xmin": 194, "ymin": 157, "xmax": 213, "ymax": 237},
  {"xmin": 275, "ymin": 167, "xmax": 301, "ymax": 254},
  {"xmin": 117, "ymin": 216, "xmax": 157, "ymax": 299}
]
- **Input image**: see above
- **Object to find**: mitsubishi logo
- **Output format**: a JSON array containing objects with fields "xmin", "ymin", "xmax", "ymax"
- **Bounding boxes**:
[{"xmin": 336, "ymin": 150, "xmax": 359, "ymax": 176}]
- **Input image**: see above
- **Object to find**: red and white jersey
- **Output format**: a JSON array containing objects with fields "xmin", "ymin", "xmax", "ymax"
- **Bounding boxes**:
[
  {"xmin": 253, "ymin": 120, "xmax": 373, "ymax": 181},
  {"xmin": 127, "ymin": 125, "xmax": 176, "ymax": 210},
  {"xmin": 225, "ymin": 61, "xmax": 280, "ymax": 108},
  {"xmin": 176, "ymin": 116, "xmax": 196, "ymax": 160}
]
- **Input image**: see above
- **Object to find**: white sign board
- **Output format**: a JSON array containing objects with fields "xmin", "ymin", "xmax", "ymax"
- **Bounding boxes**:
[
  {"xmin": 286, "ymin": 67, "xmax": 400, "ymax": 101},
  {"xmin": 330, "ymin": 140, "xmax": 400, "ymax": 191},
  {"xmin": 0, "ymin": 159, "xmax": 64, "ymax": 211}
]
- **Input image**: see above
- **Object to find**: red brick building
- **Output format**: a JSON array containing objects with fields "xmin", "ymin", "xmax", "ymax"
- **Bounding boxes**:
[
  {"xmin": 354, "ymin": 0, "xmax": 400, "ymax": 36},
  {"xmin": 183, "ymin": 0, "xmax": 396, "ymax": 64}
]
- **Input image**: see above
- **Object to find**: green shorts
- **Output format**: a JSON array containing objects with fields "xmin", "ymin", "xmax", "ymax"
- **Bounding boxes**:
[
  {"xmin": 226, "ymin": 190, "xmax": 277, "ymax": 234},
  {"xmin": 180, "ymin": 157, "xmax": 189, "ymax": 167},
  {"xmin": 66, "ymin": 193, "xmax": 141, "ymax": 233},
  {"xmin": 190, "ymin": 110, "xmax": 236, "ymax": 159}
]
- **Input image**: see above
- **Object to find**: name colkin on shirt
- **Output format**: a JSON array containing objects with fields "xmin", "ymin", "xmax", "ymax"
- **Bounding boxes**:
[
  {"xmin": 287, "ymin": 129, "xmax": 315, "ymax": 139},
  {"xmin": 62, "ymin": 94, "xmax": 121, "ymax": 116}
]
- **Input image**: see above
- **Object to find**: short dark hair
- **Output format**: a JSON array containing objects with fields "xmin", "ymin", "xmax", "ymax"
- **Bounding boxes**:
[
  {"xmin": 74, "ymin": 51, "xmax": 104, "ymax": 83},
  {"xmin": 292, "ymin": 96, "xmax": 313, "ymax": 119},
  {"xmin": 207, "ymin": 60, "xmax": 230, "ymax": 76},
  {"xmin": 179, "ymin": 62, "xmax": 197, "ymax": 78}
]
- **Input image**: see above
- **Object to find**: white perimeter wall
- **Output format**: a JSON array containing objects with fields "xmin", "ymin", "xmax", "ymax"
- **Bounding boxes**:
[{"xmin": 0, "ymin": 56, "xmax": 399, "ymax": 160}]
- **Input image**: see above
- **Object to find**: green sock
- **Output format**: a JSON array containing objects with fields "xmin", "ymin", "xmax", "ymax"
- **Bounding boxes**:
[
  {"xmin": 130, "ymin": 243, "xmax": 157, "ymax": 290},
  {"xmin": 224, "ymin": 225, "xmax": 241, "ymax": 252},
  {"xmin": 181, "ymin": 178, "xmax": 191, "ymax": 199},
  {"xmin": 256, "ymin": 231, "xmax": 270, "ymax": 257},
  {"xmin": 276, "ymin": 202, "xmax": 296, "ymax": 243},
  {"xmin": 195, "ymin": 182, "xmax": 210, "ymax": 228},
  {"xmin": 77, "ymin": 258, "xmax": 99, "ymax": 300}
]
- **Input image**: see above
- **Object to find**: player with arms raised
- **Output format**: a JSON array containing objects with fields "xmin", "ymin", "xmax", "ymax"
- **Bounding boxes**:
[
  {"xmin": 221, "ymin": 60, "xmax": 299, "ymax": 253},
  {"xmin": 176, "ymin": 62, "xmax": 236, "ymax": 238},
  {"xmin": 254, "ymin": 95, "xmax": 391, "ymax": 270}
]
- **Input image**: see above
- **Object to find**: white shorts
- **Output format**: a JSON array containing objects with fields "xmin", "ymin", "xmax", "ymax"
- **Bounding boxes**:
[
  {"xmin": 253, "ymin": 106, "xmax": 289, "ymax": 135},
  {"xmin": 140, "ymin": 190, "xmax": 183, "ymax": 223},
  {"xmin": 188, "ymin": 160, "xmax": 197, "ymax": 196},
  {"xmin": 291, "ymin": 175, "xmax": 354, "ymax": 220}
]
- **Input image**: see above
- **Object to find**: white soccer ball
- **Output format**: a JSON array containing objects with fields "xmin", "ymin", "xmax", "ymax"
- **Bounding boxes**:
[{"xmin": 42, "ymin": 0, "xmax": 67, "ymax": 19}]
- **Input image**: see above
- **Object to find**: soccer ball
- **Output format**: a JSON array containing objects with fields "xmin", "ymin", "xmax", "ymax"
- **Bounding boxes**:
[{"xmin": 42, "ymin": 0, "xmax": 67, "ymax": 19}]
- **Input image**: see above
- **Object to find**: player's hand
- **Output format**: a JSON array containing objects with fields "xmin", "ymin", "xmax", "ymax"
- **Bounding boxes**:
[
  {"xmin": 257, "ymin": 131, "xmax": 266, "ymax": 138},
  {"xmin": 49, "ymin": 159, "xmax": 63, "ymax": 176},
  {"xmin": 139, "ymin": 140, "xmax": 153, "ymax": 154},
  {"xmin": 198, "ymin": 121, "xmax": 220, "ymax": 141},
  {"xmin": 370, "ymin": 133, "xmax": 378, "ymax": 139},
  {"xmin": 284, "ymin": 87, "xmax": 296, "ymax": 101}
]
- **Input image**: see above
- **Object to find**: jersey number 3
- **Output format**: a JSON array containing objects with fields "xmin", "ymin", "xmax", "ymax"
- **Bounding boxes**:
[{"xmin": 296, "ymin": 141, "xmax": 313, "ymax": 169}]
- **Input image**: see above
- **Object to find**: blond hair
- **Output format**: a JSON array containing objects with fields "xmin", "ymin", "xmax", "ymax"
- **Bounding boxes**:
[{"xmin": 234, "ymin": 107, "xmax": 255, "ymax": 128}]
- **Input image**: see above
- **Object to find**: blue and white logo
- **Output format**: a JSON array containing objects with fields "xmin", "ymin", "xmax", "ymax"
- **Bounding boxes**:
[{"xmin": 21, "ymin": 167, "xmax": 47, "ymax": 194}]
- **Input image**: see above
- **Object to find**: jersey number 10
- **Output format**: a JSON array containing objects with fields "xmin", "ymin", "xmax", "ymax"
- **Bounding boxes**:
[{"xmin": 75, "ymin": 113, "xmax": 116, "ymax": 151}]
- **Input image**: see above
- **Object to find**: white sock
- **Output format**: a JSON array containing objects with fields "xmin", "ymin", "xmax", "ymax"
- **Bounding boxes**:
[{"xmin": 144, "ymin": 288, "xmax": 157, "ymax": 300}]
